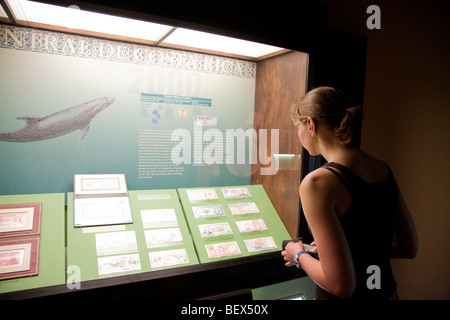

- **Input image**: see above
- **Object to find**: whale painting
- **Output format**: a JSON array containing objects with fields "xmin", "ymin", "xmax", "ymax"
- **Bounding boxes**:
[{"xmin": 0, "ymin": 97, "xmax": 115, "ymax": 142}]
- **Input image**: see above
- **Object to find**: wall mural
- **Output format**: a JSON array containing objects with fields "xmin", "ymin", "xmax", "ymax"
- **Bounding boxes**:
[
  {"xmin": 0, "ymin": 24, "xmax": 256, "ymax": 195},
  {"xmin": 0, "ymin": 97, "xmax": 115, "ymax": 142}
]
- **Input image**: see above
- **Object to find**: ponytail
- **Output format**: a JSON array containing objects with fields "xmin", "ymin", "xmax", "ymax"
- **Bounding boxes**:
[
  {"xmin": 291, "ymin": 87, "xmax": 363, "ymax": 147},
  {"xmin": 334, "ymin": 105, "xmax": 363, "ymax": 147}
]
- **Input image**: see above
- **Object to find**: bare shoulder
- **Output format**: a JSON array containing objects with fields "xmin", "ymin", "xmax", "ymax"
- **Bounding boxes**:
[{"xmin": 300, "ymin": 167, "xmax": 341, "ymax": 196}]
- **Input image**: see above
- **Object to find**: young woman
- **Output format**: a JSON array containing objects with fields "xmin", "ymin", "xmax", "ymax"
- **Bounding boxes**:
[{"xmin": 281, "ymin": 87, "xmax": 418, "ymax": 300}]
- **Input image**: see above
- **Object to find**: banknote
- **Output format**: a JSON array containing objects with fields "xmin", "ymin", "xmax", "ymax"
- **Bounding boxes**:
[
  {"xmin": 192, "ymin": 205, "xmax": 225, "ymax": 218},
  {"xmin": 221, "ymin": 187, "xmax": 251, "ymax": 199},
  {"xmin": 235, "ymin": 219, "xmax": 267, "ymax": 233},
  {"xmin": 0, "ymin": 249, "xmax": 24, "ymax": 268},
  {"xmin": 244, "ymin": 237, "xmax": 277, "ymax": 252},
  {"xmin": 198, "ymin": 222, "xmax": 233, "ymax": 238},
  {"xmin": 186, "ymin": 189, "xmax": 218, "ymax": 201},
  {"xmin": 205, "ymin": 241, "xmax": 241, "ymax": 258},
  {"xmin": 97, "ymin": 253, "xmax": 141, "ymax": 275},
  {"xmin": 0, "ymin": 204, "xmax": 36, "ymax": 234},
  {"xmin": 0, "ymin": 241, "xmax": 35, "ymax": 278},
  {"xmin": 149, "ymin": 248, "xmax": 189, "ymax": 268},
  {"xmin": 140, "ymin": 208, "xmax": 178, "ymax": 228},
  {"xmin": 0, "ymin": 212, "xmax": 28, "ymax": 230},
  {"xmin": 144, "ymin": 228, "xmax": 183, "ymax": 248},
  {"xmin": 228, "ymin": 202, "xmax": 259, "ymax": 215},
  {"xmin": 95, "ymin": 230, "xmax": 138, "ymax": 256}
]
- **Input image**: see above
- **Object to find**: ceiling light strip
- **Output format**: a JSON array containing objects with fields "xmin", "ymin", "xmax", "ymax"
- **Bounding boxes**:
[
  {"xmin": 0, "ymin": 0, "xmax": 18, "ymax": 24},
  {"xmin": 2, "ymin": 0, "xmax": 287, "ymax": 60}
]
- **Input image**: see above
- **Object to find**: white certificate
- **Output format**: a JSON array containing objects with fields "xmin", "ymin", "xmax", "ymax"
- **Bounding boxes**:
[
  {"xmin": 74, "ymin": 174, "xmax": 128, "ymax": 196},
  {"xmin": 149, "ymin": 249, "xmax": 189, "ymax": 268},
  {"xmin": 97, "ymin": 254, "xmax": 141, "ymax": 275},
  {"xmin": 95, "ymin": 231, "xmax": 138, "ymax": 256},
  {"xmin": 140, "ymin": 208, "xmax": 178, "ymax": 228},
  {"xmin": 74, "ymin": 196, "xmax": 133, "ymax": 227},
  {"xmin": 144, "ymin": 228, "xmax": 183, "ymax": 248}
]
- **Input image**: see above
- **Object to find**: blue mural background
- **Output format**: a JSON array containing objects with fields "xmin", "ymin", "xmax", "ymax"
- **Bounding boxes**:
[{"xmin": 0, "ymin": 25, "xmax": 256, "ymax": 195}]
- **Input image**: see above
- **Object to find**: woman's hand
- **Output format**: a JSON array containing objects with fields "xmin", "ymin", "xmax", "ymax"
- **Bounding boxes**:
[
  {"xmin": 281, "ymin": 241, "xmax": 305, "ymax": 267},
  {"xmin": 309, "ymin": 241, "xmax": 318, "ymax": 254}
]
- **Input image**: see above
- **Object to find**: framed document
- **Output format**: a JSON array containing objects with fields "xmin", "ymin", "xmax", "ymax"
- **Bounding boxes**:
[
  {"xmin": 0, "ymin": 203, "xmax": 41, "ymax": 238},
  {"xmin": 74, "ymin": 197, "xmax": 133, "ymax": 227},
  {"xmin": 0, "ymin": 236, "xmax": 40, "ymax": 280},
  {"xmin": 74, "ymin": 174, "xmax": 128, "ymax": 196}
]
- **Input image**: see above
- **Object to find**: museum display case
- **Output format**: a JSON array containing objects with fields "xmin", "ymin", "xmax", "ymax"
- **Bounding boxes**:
[{"xmin": 0, "ymin": 0, "xmax": 366, "ymax": 300}]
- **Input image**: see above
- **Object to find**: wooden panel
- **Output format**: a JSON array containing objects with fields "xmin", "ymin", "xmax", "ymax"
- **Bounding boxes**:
[{"xmin": 252, "ymin": 51, "xmax": 308, "ymax": 238}]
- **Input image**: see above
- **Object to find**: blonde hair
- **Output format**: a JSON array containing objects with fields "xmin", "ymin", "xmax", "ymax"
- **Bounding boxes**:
[{"xmin": 292, "ymin": 86, "xmax": 362, "ymax": 147}]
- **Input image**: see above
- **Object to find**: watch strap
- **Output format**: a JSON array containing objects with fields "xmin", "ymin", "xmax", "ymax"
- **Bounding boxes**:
[{"xmin": 294, "ymin": 250, "xmax": 307, "ymax": 264}]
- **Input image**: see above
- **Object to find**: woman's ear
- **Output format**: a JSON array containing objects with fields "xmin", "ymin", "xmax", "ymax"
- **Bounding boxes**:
[{"xmin": 307, "ymin": 117, "xmax": 317, "ymax": 136}]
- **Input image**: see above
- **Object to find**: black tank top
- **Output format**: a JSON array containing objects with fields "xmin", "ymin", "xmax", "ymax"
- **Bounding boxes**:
[{"xmin": 315, "ymin": 162, "xmax": 399, "ymax": 300}]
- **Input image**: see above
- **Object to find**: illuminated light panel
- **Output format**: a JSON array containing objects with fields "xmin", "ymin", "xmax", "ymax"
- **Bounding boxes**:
[
  {"xmin": 4, "ymin": 0, "xmax": 286, "ymax": 58},
  {"xmin": 273, "ymin": 154, "xmax": 296, "ymax": 157},
  {"xmin": 163, "ymin": 28, "xmax": 284, "ymax": 58},
  {"xmin": 6, "ymin": 0, "xmax": 174, "ymax": 41},
  {"xmin": 0, "ymin": 4, "xmax": 7, "ymax": 18}
]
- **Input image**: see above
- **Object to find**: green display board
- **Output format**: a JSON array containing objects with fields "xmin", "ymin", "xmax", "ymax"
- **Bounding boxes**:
[
  {"xmin": 178, "ymin": 185, "xmax": 290, "ymax": 263},
  {"xmin": 66, "ymin": 189, "xmax": 198, "ymax": 282},
  {"xmin": 1, "ymin": 186, "xmax": 292, "ymax": 295},
  {"xmin": 0, "ymin": 193, "xmax": 65, "ymax": 294}
]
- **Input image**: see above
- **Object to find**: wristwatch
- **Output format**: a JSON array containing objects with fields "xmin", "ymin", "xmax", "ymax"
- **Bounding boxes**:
[{"xmin": 293, "ymin": 250, "xmax": 307, "ymax": 265}]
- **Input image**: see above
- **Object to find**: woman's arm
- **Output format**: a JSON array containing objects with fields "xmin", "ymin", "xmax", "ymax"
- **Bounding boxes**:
[
  {"xmin": 284, "ymin": 171, "xmax": 356, "ymax": 298},
  {"xmin": 391, "ymin": 191, "xmax": 418, "ymax": 259}
]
